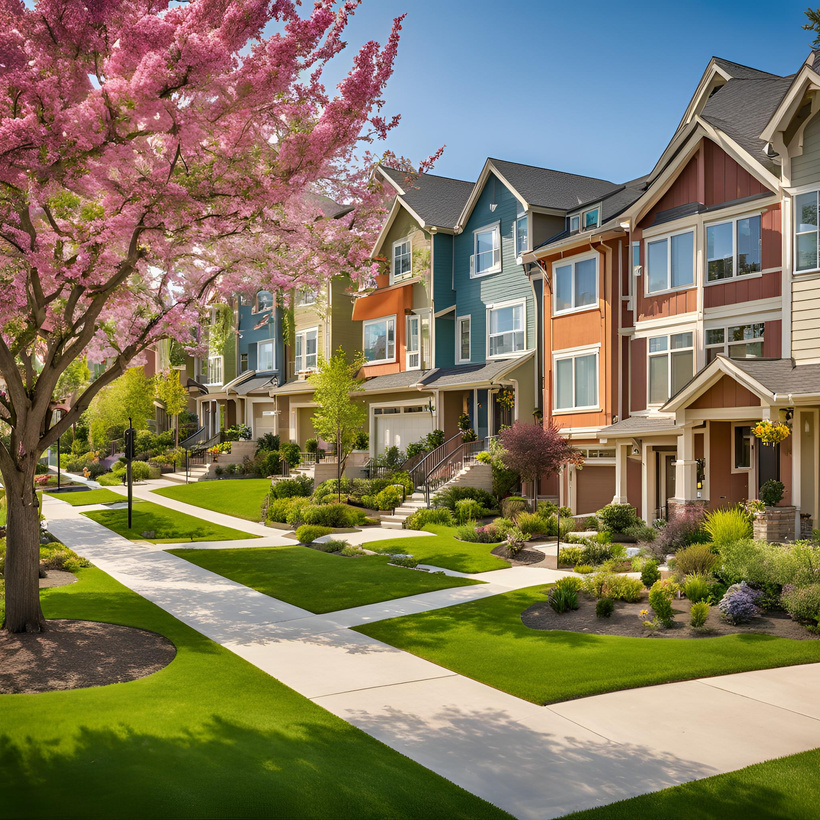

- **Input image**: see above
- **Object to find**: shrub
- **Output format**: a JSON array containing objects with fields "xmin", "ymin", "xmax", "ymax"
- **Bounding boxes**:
[
  {"xmin": 597, "ymin": 504, "xmax": 640, "ymax": 533},
  {"xmin": 652, "ymin": 505, "xmax": 708, "ymax": 555},
  {"xmin": 581, "ymin": 541, "xmax": 613, "ymax": 566},
  {"xmin": 455, "ymin": 498, "xmax": 485, "ymax": 524},
  {"xmin": 716, "ymin": 539, "xmax": 820, "ymax": 590},
  {"xmin": 574, "ymin": 564, "xmax": 594, "ymax": 574},
  {"xmin": 387, "ymin": 470, "xmax": 414, "ymax": 496},
  {"xmin": 404, "ymin": 507, "xmax": 454, "ymax": 530},
  {"xmin": 557, "ymin": 546, "xmax": 584, "ymax": 567},
  {"xmin": 505, "ymin": 527, "xmax": 526, "ymax": 556},
  {"xmin": 256, "ymin": 433, "xmax": 280, "ymax": 453},
  {"xmin": 304, "ymin": 438, "xmax": 319, "ymax": 455},
  {"xmin": 426, "ymin": 429, "xmax": 445, "ymax": 449},
  {"xmin": 516, "ymin": 511, "xmax": 548, "ymax": 536},
  {"xmin": 455, "ymin": 523, "xmax": 498, "ymax": 543},
  {"xmin": 433, "ymin": 486, "xmax": 497, "ymax": 513},
  {"xmin": 341, "ymin": 545, "xmax": 367, "ymax": 557},
  {"xmin": 39, "ymin": 542, "xmax": 90, "ymax": 571},
  {"xmin": 718, "ymin": 582, "xmax": 762, "ymax": 624},
  {"xmin": 262, "ymin": 450, "xmax": 282, "ymax": 476},
  {"xmin": 388, "ymin": 555, "xmax": 419, "ymax": 568},
  {"xmin": 491, "ymin": 517, "xmax": 517, "ymax": 538},
  {"xmin": 690, "ymin": 601, "xmax": 711, "ymax": 628},
  {"xmin": 278, "ymin": 441, "xmax": 301, "ymax": 468},
  {"xmin": 370, "ymin": 486, "xmax": 404, "ymax": 512},
  {"xmin": 294, "ymin": 524, "xmax": 333, "ymax": 544},
  {"xmin": 584, "ymin": 515, "xmax": 600, "ymax": 532},
  {"xmin": 760, "ymin": 479, "xmax": 785, "ymax": 507},
  {"xmin": 684, "ymin": 573, "xmax": 712, "ymax": 604},
  {"xmin": 130, "ymin": 460, "xmax": 150, "ymax": 481},
  {"xmin": 596, "ymin": 597, "xmax": 615, "ymax": 618},
  {"xmin": 622, "ymin": 523, "xmax": 657, "ymax": 543},
  {"xmin": 604, "ymin": 575, "xmax": 644, "ymax": 603},
  {"xmin": 405, "ymin": 440, "xmax": 429, "ymax": 460},
  {"xmin": 501, "ymin": 496, "xmax": 529, "ymax": 519},
  {"xmin": 536, "ymin": 500, "xmax": 558, "ymax": 519},
  {"xmin": 352, "ymin": 431, "xmax": 369, "ymax": 451},
  {"xmin": 269, "ymin": 476, "xmax": 313, "ymax": 499},
  {"xmin": 548, "ymin": 580, "xmax": 580, "ymax": 614},
  {"xmin": 265, "ymin": 496, "xmax": 312, "ymax": 526},
  {"xmin": 641, "ymin": 560, "xmax": 661, "ymax": 588},
  {"xmin": 214, "ymin": 465, "xmax": 224, "ymax": 477},
  {"xmin": 649, "ymin": 581, "xmax": 674, "ymax": 627},
  {"xmin": 314, "ymin": 478, "xmax": 355, "ymax": 502},
  {"xmin": 316, "ymin": 540, "xmax": 347, "ymax": 553},
  {"xmin": 559, "ymin": 515, "xmax": 576, "ymax": 539},
  {"xmin": 673, "ymin": 543, "xmax": 718, "ymax": 578},
  {"xmin": 781, "ymin": 584, "xmax": 820, "ymax": 628},
  {"xmin": 302, "ymin": 503, "xmax": 366, "ymax": 528},
  {"xmin": 704, "ymin": 507, "xmax": 753, "ymax": 547}
]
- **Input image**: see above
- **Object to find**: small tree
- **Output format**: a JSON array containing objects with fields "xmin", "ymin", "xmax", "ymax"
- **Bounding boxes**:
[
  {"xmin": 499, "ymin": 421, "xmax": 581, "ymax": 507},
  {"xmin": 310, "ymin": 350, "xmax": 366, "ymax": 501},
  {"xmin": 155, "ymin": 370, "xmax": 189, "ymax": 447},
  {"xmin": 87, "ymin": 367, "xmax": 156, "ymax": 449}
]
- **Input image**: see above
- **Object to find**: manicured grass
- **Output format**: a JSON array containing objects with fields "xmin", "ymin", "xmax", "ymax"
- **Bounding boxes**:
[
  {"xmin": 169, "ymin": 545, "xmax": 482, "ymax": 613},
  {"xmin": 45, "ymin": 488, "xmax": 124, "ymax": 506},
  {"xmin": 0, "ymin": 567, "xmax": 510, "ymax": 819},
  {"xmin": 563, "ymin": 748, "xmax": 820, "ymax": 819},
  {"xmin": 82, "ymin": 500, "xmax": 257, "ymax": 543},
  {"xmin": 367, "ymin": 525, "xmax": 510, "ymax": 573},
  {"xmin": 152, "ymin": 479, "xmax": 272, "ymax": 522},
  {"xmin": 355, "ymin": 585, "xmax": 820, "ymax": 705}
]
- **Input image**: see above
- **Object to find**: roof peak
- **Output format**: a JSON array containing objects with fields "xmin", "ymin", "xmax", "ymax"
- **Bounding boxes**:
[{"xmin": 488, "ymin": 157, "xmax": 615, "ymax": 186}]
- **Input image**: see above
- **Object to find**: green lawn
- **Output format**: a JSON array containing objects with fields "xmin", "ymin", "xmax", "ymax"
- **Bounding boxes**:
[
  {"xmin": 45, "ymin": 488, "xmax": 124, "ymax": 506},
  {"xmin": 82, "ymin": 500, "xmax": 257, "ymax": 543},
  {"xmin": 367, "ymin": 525, "xmax": 510, "ymax": 573},
  {"xmin": 563, "ymin": 748, "xmax": 820, "ymax": 819},
  {"xmin": 0, "ymin": 567, "xmax": 509, "ymax": 820},
  {"xmin": 355, "ymin": 585, "xmax": 820, "ymax": 705},
  {"xmin": 169, "ymin": 545, "xmax": 483, "ymax": 613},
  {"xmin": 152, "ymin": 479, "xmax": 271, "ymax": 522}
]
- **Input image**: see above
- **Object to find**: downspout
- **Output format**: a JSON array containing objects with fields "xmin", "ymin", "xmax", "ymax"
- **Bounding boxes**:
[{"xmin": 592, "ymin": 238, "xmax": 614, "ymax": 429}]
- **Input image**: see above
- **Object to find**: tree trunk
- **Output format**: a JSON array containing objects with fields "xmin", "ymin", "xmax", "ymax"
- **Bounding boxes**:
[{"xmin": 3, "ymin": 467, "xmax": 46, "ymax": 633}]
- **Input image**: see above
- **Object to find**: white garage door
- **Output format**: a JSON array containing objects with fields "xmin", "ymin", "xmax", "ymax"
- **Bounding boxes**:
[{"xmin": 374, "ymin": 407, "xmax": 433, "ymax": 455}]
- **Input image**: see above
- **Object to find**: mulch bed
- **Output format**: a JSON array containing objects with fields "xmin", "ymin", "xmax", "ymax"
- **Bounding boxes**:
[
  {"xmin": 0, "ymin": 620, "xmax": 176, "ymax": 694},
  {"xmin": 491, "ymin": 544, "xmax": 548, "ymax": 566},
  {"xmin": 38, "ymin": 570, "xmax": 78, "ymax": 589},
  {"xmin": 522, "ymin": 592, "xmax": 819, "ymax": 640}
]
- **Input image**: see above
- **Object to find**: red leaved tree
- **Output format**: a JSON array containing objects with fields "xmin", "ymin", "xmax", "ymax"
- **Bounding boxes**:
[{"xmin": 0, "ymin": 0, "xmax": 418, "ymax": 633}]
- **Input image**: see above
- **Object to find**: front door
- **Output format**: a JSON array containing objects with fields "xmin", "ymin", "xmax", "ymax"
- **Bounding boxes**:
[
  {"xmin": 758, "ymin": 440, "xmax": 780, "ymax": 493},
  {"xmin": 656, "ymin": 451, "xmax": 677, "ymax": 520}
]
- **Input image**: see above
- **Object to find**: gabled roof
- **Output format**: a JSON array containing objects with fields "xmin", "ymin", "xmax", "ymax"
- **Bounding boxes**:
[
  {"xmin": 419, "ymin": 353, "xmax": 534, "ymax": 389},
  {"xmin": 359, "ymin": 370, "xmax": 429, "ymax": 392},
  {"xmin": 712, "ymin": 57, "xmax": 784, "ymax": 81},
  {"xmin": 598, "ymin": 416, "xmax": 679, "ymax": 438}
]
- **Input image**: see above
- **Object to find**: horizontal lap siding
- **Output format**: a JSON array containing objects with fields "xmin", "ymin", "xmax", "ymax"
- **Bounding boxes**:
[
  {"xmin": 791, "ymin": 112, "xmax": 820, "ymax": 188},
  {"xmin": 433, "ymin": 233, "xmax": 456, "ymax": 367},
  {"xmin": 792, "ymin": 276, "xmax": 820, "ymax": 360}
]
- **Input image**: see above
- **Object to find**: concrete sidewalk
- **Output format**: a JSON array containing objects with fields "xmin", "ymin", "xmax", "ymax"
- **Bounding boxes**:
[{"xmin": 43, "ymin": 495, "xmax": 820, "ymax": 820}]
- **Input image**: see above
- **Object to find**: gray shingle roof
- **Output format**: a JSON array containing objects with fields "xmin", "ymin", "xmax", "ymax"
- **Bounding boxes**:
[
  {"xmin": 360, "ymin": 370, "xmax": 430, "ymax": 392},
  {"xmin": 728, "ymin": 358, "xmax": 820, "ymax": 396},
  {"xmin": 712, "ymin": 57, "xmax": 784, "ymax": 81},
  {"xmin": 381, "ymin": 168, "xmax": 473, "ymax": 230},
  {"xmin": 489, "ymin": 158, "xmax": 619, "ymax": 211},
  {"xmin": 419, "ymin": 354, "xmax": 533, "ymax": 389},
  {"xmin": 232, "ymin": 374, "xmax": 280, "ymax": 396},
  {"xmin": 599, "ymin": 416, "xmax": 679, "ymax": 437}
]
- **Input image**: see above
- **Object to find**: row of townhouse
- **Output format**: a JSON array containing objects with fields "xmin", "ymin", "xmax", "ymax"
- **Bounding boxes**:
[{"xmin": 186, "ymin": 47, "xmax": 820, "ymax": 537}]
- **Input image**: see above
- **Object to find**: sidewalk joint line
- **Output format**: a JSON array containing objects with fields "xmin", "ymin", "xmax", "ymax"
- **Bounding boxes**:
[
  {"xmin": 694, "ymin": 678, "xmax": 820, "ymax": 723},
  {"xmin": 311, "ymin": 672, "xmax": 458, "ymax": 700}
]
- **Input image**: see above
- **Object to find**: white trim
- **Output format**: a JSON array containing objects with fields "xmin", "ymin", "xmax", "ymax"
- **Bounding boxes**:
[
  {"xmin": 704, "ymin": 211, "xmax": 764, "ymax": 284},
  {"xmin": 634, "ymin": 313, "xmax": 698, "ymax": 336},
  {"xmin": 553, "ymin": 348, "xmax": 600, "ymax": 412},
  {"xmin": 645, "ymin": 227, "xmax": 696, "ymax": 295},
  {"xmin": 514, "ymin": 212, "xmax": 529, "ymax": 256},
  {"xmin": 486, "ymin": 298, "xmax": 526, "ymax": 360},
  {"xmin": 390, "ymin": 235, "xmax": 413, "ymax": 285},
  {"xmin": 405, "ymin": 314, "xmax": 421, "ymax": 370},
  {"xmin": 456, "ymin": 315, "xmax": 471, "ymax": 364},
  {"xmin": 255, "ymin": 337, "xmax": 277, "ymax": 372},
  {"xmin": 647, "ymin": 330, "xmax": 695, "ymax": 408},
  {"xmin": 552, "ymin": 251, "xmax": 599, "ymax": 316},
  {"xmin": 294, "ymin": 326, "xmax": 319, "ymax": 374},
  {"xmin": 362, "ymin": 315, "xmax": 397, "ymax": 365},
  {"xmin": 470, "ymin": 221, "xmax": 502, "ymax": 278}
]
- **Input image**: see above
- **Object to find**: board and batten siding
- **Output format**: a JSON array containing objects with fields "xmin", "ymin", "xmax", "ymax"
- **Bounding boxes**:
[
  {"xmin": 452, "ymin": 173, "xmax": 535, "ymax": 363},
  {"xmin": 792, "ymin": 273, "xmax": 820, "ymax": 361},
  {"xmin": 791, "ymin": 112, "xmax": 820, "ymax": 189}
]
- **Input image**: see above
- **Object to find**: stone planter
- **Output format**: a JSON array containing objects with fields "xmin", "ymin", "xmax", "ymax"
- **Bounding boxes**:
[{"xmin": 753, "ymin": 506, "xmax": 796, "ymax": 543}]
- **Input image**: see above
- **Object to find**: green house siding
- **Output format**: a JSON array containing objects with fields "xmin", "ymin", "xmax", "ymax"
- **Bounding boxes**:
[
  {"xmin": 433, "ymin": 233, "xmax": 456, "ymax": 367},
  {"xmin": 453, "ymin": 173, "xmax": 535, "ymax": 363},
  {"xmin": 329, "ymin": 277, "xmax": 360, "ymax": 358}
]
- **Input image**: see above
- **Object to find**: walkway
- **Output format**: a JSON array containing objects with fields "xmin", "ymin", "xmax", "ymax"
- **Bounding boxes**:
[{"xmin": 42, "ymin": 491, "xmax": 820, "ymax": 820}]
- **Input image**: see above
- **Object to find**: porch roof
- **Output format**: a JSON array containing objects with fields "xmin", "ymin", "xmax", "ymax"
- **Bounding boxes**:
[
  {"xmin": 599, "ymin": 416, "xmax": 679, "ymax": 438},
  {"xmin": 359, "ymin": 370, "xmax": 431, "ymax": 392},
  {"xmin": 231, "ymin": 374, "xmax": 280, "ymax": 396},
  {"xmin": 418, "ymin": 352, "xmax": 534, "ymax": 389}
]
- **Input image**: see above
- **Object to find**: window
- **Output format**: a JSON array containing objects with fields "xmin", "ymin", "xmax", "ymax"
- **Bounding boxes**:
[
  {"xmin": 706, "ymin": 324, "xmax": 765, "ymax": 363},
  {"xmin": 488, "ymin": 302, "xmax": 525, "ymax": 358},
  {"xmin": 406, "ymin": 315, "xmax": 421, "ymax": 370},
  {"xmin": 471, "ymin": 224, "xmax": 501, "ymax": 277},
  {"xmin": 648, "ymin": 332, "xmax": 694, "ymax": 404},
  {"xmin": 555, "ymin": 351, "xmax": 598, "ymax": 411},
  {"xmin": 706, "ymin": 216, "xmax": 761, "ymax": 281},
  {"xmin": 570, "ymin": 214, "xmax": 580, "ymax": 233},
  {"xmin": 632, "ymin": 241, "xmax": 641, "ymax": 274},
  {"xmin": 295, "ymin": 328, "xmax": 318, "ymax": 372},
  {"xmin": 206, "ymin": 355, "xmax": 223, "ymax": 385},
  {"xmin": 391, "ymin": 237, "xmax": 412, "ymax": 283},
  {"xmin": 296, "ymin": 288, "xmax": 316, "ymax": 306},
  {"xmin": 240, "ymin": 352, "xmax": 248, "ymax": 373},
  {"xmin": 646, "ymin": 231, "xmax": 694, "ymax": 293},
  {"xmin": 457, "ymin": 316, "xmax": 471, "ymax": 363},
  {"xmin": 257, "ymin": 339, "xmax": 275, "ymax": 372},
  {"xmin": 363, "ymin": 316, "xmax": 395, "ymax": 364},
  {"xmin": 255, "ymin": 291, "xmax": 273, "ymax": 313},
  {"xmin": 795, "ymin": 191, "xmax": 819, "ymax": 272},
  {"xmin": 515, "ymin": 215, "xmax": 528, "ymax": 256},
  {"xmin": 582, "ymin": 207, "xmax": 600, "ymax": 229},
  {"xmin": 554, "ymin": 255, "xmax": 598, "ymax": 314},
  {"xmin": 734, "ymin": 425, "xmax": 753, "ymax": 470}
]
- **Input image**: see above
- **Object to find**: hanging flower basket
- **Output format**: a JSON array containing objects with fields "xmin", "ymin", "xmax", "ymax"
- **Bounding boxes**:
[
  {"xmin": 752, "ymin": 420, "xmax": 791, "ymax": 447},
  {"xmin": 497, "ymin": 388, "xmax": 515, "ymax": 411}
]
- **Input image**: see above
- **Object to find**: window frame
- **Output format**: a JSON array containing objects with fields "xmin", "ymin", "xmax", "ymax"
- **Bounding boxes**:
[
  {"xmin": 254, "ymin": 290, "xmax": 274, "ymax": 314},
  {"xmin": 470, "ymin": 222, "xmax": 502, "ymax": 278},
  {"xmin": 795, "ymin": 189, "xmax": 820, "ymax": 274},
  {"xmin": 391, "ymin": 236, "xmax": 413, "ymax": 285},
  {"xmin": 206, "ymin": 355, "xmax": 223, "ymax": 386},
  {"xmin": 294, "ymin": 326, "xmax": 318, "ymax": 373},
  {"xmin": 296, "ymin": 288, "xmax": 317, "ymax": 307},
  {"xmin": 582, "ymin": 206, "xmax": 600, "ymax": 230},
  {"xmin": 553, "ymin": 347, "xmax": 600, "ymax": 413},
  {"xmin": 732, "ymin": 423, "xmax": 754, "ymax": 473},
  {"xmin": 644, "ymin": 228, "xmax": 695, "ymax": 295},
  {"xmin": 647, "ymin": 331, "xmax": 695, "ymax": 406},
  {"xmin": 705, "ymin": 212, "xmax": 763, "ymax": 284},
  {"xmin": 569, "ymin": 214, "xmax": 580, "ymax": 233},
  {"xmin": 705, "ymin": 323, "xmax": 765, "ymax": 363},
  {"xmin": 486, "ymin": 299, "xmax": 526, "ymax": 360},
  {"xmin": 256, "ymin": 338, "xmax": 276, "ymax": 372},
  {"xmin": 514, "ymin": 213, "xmax": 529, "ymax": 257},
  {"xmin": 362, "ymin": 315, "xmax": 396, "ymax": 365},
  {"xmin": 552, "ymin": 251, "xmax": 599, "ymax": 316},
  {"xmin": 406, "ymin": 314, "xmax": 421, "ymax": 371},
  {"xmin": 456, "ymin": 315, "xmax": 471, "ymax": 364}
]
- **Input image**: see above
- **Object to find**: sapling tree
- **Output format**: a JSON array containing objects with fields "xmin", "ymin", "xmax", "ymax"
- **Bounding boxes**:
[
  {"xmin": 0, "ymin": 0, "xmax": 411, "ymax": 632},
  {"xmin": 155, "ymin": 369, "xmax": 189, "ymax": 447}
]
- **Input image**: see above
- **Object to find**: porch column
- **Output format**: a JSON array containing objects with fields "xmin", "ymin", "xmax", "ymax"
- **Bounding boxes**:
[
  {"xmin": 673, "ymin": 424, "xmax": 698, "ymax": 503},
  {"xmin": 612, "ymin": 442, "xmax": 629, "ymax": 504}
]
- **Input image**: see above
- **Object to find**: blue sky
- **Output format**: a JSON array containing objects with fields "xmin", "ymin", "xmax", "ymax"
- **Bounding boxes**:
[{"xmin": 327, "ymin": 0, "xmax": 814, "ymax": 184}]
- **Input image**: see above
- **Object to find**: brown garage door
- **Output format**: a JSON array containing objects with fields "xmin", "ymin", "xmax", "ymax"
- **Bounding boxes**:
[{"xmin": 575, "ymin": 465, "xmax": 616, "ymax": 516}]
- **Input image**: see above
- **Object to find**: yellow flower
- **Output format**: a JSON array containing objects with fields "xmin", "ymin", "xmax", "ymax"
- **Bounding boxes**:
[{"xmin": 639, "ymin": 609, "xmax": 648, "ymax": 617}]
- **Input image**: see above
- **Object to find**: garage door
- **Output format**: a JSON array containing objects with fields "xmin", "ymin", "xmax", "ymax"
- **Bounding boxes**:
[
  {"xmin": 575, "ymin": 465, "xmax": 616, "ymax": 516},
  {"xmin": 374, "ymin": 407, "xmax": 433, "ymax": 455}
]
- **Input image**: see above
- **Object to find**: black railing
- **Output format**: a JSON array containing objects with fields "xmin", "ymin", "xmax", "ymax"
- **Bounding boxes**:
[
  {"xmin": 422, "ymin": 436, "xmax": 493, "ymax": 506},
  {"xmin": 409, "ymin": 433, "xmax": 462, "ymax": 489},
  {"xmin": 179, "ymin": 425, "xmax": 208, "ymax": 450}
]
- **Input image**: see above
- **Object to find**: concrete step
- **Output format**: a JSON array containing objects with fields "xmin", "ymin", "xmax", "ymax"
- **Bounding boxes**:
[{"xmin": 380, "ymin": 519, "xmax": 405, "ymax": 530}]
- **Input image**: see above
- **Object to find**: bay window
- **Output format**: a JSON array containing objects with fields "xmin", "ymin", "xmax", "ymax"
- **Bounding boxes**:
[
  {"xmin": 706, "ymin": 215, "xmax": 761, "ymax": 281},
  {"xmin": 363, "ymin": 316, "xmax": 395, "ymax": 364},
  {"xmin": 646, "ymin": 230, "xmax": 694, "ymax": 293},
  {"xmin": 471, "ymin": 224, "xmax": 501, "ymax": 277},
  {"xmin": 796, "ymin": 191, "xmax": 819, "ymax": 272},
  {"xmin": 706, "ymin": 324, "xmax": 764, "ymax": 363},
  {"xmin": 554, "ymin": 255, "xmax": 598, "ymax": 314},
  {"xmin": 488, "ymin": 301, "xmax": 525, "ymax": 358},
  {"xmin": 648, "ymin": 332, "xmax": 694, "ymax": 404},
  {"xmin": 392, "ymin": 237, "xmax": 412, "ymax": 283},
  {"xmin": 555, "ymin": 351, "xmax": 598, "ymax": 411},
  {"xmin": 295, "ymin": 328, "xmax": 318, "ymax": 372}
]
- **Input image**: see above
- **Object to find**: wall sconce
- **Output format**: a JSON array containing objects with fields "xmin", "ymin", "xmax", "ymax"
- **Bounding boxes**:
[{"xmin": 489, "ymin": 177, "xmax": 497, "ymax": 212}]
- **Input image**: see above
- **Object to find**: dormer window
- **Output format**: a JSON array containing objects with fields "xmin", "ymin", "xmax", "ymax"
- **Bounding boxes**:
[
  {"xmin": 570, "ymin": 215, "xmax": 580, "ymax": 233},
  {"xmin": 582, "ymin": 207, "xmax": 600, "ymax": 230},
  {"xmin": 391, "ymin": 237, "xmax": 413, "ymax": 284},
  {"xmin": 255, "ymin": 291, "xmax": 273, "ymax": 313}
]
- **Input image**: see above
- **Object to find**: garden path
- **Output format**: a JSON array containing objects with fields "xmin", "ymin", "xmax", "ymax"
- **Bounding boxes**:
[{"xmin": 42, "ymin": 493, "xmax": 820, "ymax": 820}]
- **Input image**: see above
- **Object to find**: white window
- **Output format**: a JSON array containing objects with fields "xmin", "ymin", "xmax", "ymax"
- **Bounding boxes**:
[
  {"xmin": 295, "ymin": 328, "xmax": 318, "ymax": 372},
  {"xmin": 706, "ymin": 215, "xmax": 762, "ymax": 281},
  {"xmin": 406, "ymin": 315, "xmax": 421, "ymax": 370},
  {"xmin": 554, "ymin": 351, "xmax": 598, "ymax": 411},
  {"xmin": 515, "ymin": 215, "xmax": 528, "ymax": 256},
  {"xmin": 206, "ymin": 355, "xmax": 223, "ymax": 385},
  {"xmin": 257, "ymin": 339, "xmax": 275, "ymax": 372},
  {"xmin": 648, "ymin": 332, "xmax": 694, "ymax": 404},
  {"xmin": 457, "ymin": 315, "xmax": 471, "ymax": 363},
  {"xmin": 296, "ymin": 288, "xmax": 316, "ymax": 306},
  {"xmin": 255, "ymin": 291, "xmax": 273, "ymax": 313},
  {"xmin": 471, "ymin": 223, "xmax": 501, "ymax": 277},
  {"xmin": 631, "ymin": 241, "xmax": 641, "ymax": 274},
  {"xmin": 363, "ymin": 316, "xmax": 395, "ymax": 364},
  {"xmin": 554, "ymin": 255, "xmax": 598, "ymax": 314},
  {"xmin": 795, "ymin": 191, "xmax": 819, "ymax": 272},
  {"xmin": 582, "ymin": 206, "xmax": 600, "ymax": 230},
  {"xmin": 569, "ymin": 214, "xmax": 580, "ymax": 233},
  {"xmin": 646, "ymin": 230, "xmax": 694, "ymax": 293},
  {"xmin": 706, "ymin": 324, "xmax": 765, "ymax": 363},
  {"xmin": 488, "ymin": 302, "xmax": 525, "ymax": 358},
  {"xmin": 392, "ymin": 237, "xmax": 413, "ymax": 283}
]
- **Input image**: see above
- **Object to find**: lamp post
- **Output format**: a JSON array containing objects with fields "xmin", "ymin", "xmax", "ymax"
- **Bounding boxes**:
[{"xmin": 51, "ymin": 408, "xmax": 65, "ymax": 491}]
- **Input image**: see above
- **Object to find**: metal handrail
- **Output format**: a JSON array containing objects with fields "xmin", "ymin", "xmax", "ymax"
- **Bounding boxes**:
[
  {"xmin": 409, "ymin": 432, "xmax": 462, "ymax": 489},
  {"xmin": 422, "ymin": 436, "xmax": 493, "ymax": 506},
  {"xmin": 179, "ymin": 426, "xmax": 208, "ymax": 450}
]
